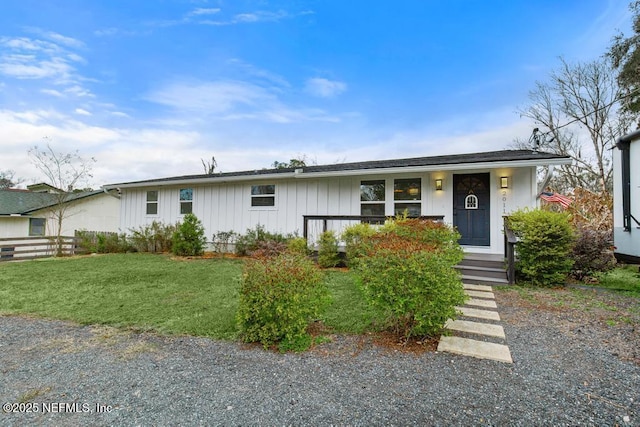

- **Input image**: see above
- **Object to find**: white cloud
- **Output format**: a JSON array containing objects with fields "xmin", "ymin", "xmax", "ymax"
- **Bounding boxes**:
[
  {"xmin": 146, "ymin": 78, "xmax": 344, "ymax": 124},
  {"xmin": 200, "ymin": 9, "xmax": 314, "ymax": 26},
  {"xmin": 74, "ymin": 108, "xmax": 91, "ymax": 116},
  {"xmin": 93, "ymin": 27, "xmax": 140, "ymax": 37},
  {"xmin": 41, "ymin": 88, "xmax": 63, "ymax": 97},
  {"xmin": 304, "ymin": 78, "xmax": 347, "ymax": 98},
  {"xmin": 147, "ymin": 80, "xmax": 272, "ymax": 113},
  {"xmin": 0, "ymin": 35, "xmax": 86, "ymax": 85},
  {"xmin": 65, "ymin": 85, "xmax": 94, "ymax": 97},
  {"xmin": 110, "ymin": 111, "xmax": 130, "ymax": 118},
  {"xmin": 41, "ymin": 31, "xmax": 84, "ymax": 49},
  {"xmin": 188, "ymin": 8, "xmax": 221, "ymax": 17}
]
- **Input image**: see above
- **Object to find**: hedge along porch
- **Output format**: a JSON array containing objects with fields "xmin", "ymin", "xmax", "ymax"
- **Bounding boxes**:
[{"xmin": 103, "ymin": 150, "xmax": 572, "ymax": 257}]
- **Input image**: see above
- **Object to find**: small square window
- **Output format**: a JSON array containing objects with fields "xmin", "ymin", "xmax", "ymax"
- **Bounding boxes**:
[
  {"xmin": 146, "ymin": 191, "xmax": 158, "ymax": 215},
  {"xmin": 394, "ymin": 178, "xmax": 421, "ymax": 217},
  {"xmin": 360, "ymin": 180, "xmax": 385, "ymax": 202},
  {"xmin": 180, "ymin": 188, "xmax": 193, "ymax": 214},
  {"xmin": 29, "ymin": 218, "xmax": 46, "ymax": 236},
  {"xmin": 360, "ymin": 180, "xmax": 386, "ymax": 223},
  {"xmin": 251, "ymin": 185, "xmax": 275, "ymax": 207}
]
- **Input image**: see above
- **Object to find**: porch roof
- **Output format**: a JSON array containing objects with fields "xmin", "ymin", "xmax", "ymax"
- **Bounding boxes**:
[
  {"xmin": 0, "ymin": 189, "xmax": 105, "ymax": 216},
  {"xmin": 104, "ymin": 149, "xmax": 572, "ymax": 189}
]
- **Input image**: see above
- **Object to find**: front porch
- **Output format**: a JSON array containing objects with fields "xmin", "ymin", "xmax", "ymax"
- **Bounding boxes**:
[{"xmin": 302, "ymin": 214, "xmax": 513, "ymax": 285}]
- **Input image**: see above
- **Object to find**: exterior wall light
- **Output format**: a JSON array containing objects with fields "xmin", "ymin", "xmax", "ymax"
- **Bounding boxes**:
[
  {"xmin": 435, "ymin": 179, "xmax": 443, "ymax": 191},
  {"xmin": 500, "ymin": 176, "xmax": 509, "ymax": 189}
]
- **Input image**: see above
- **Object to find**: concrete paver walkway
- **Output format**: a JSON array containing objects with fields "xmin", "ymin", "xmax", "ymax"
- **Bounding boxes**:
[{"xmin": 437, "ymin": 284, "xmax": 513, "ymax": 363}]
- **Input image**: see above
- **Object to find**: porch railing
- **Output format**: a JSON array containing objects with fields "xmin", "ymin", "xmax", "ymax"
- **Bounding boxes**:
[
  {"xmin": 0, "ymin": 236, "xmax": 80, "ymax": 262},
  {"xmin": 503, "ymin": 216, "xmax": 518, "ymax": 284},
  {"xmin": 302, "ymin": 215, "xmax": 444, "ymax": 245}
]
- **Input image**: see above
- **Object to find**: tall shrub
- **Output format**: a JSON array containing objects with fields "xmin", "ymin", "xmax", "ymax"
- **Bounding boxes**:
[
  {"xmin": 341, "ymin": 222, "xmax": 377, "ymax": 265},
  {"xmin": 129, "ymin": 221, "xmax": 176, "ymax": 253},
  {"xmin": 317, "ymin": 230, "xmax": 340, "ymax": 268},
  {"xmin": 237, "ymin": 253, "xmax": 329, "ymax": 350},
  {"xmin": 508, "ymin": 209, "xmax": 575, "ymax": 286},
  {"xmin": 234, "ymin": 224, "xmax": 288, "ymax": 256},
  {"xmin": 566, "ymin": 188, "xmax": 616, "ymax": 279},
  {"xmin": 351, "ymin": 219, "xmax": 465, "ymax": 340},
  {"xmin": 172, "ymin": 213, "xmax": 207, "ymax": 256},
  {"xmin": 571, "ymin": 226, "xmax": 616, "ymax": 280}
]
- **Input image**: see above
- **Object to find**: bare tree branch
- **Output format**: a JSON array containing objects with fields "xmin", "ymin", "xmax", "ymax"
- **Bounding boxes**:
[
  {"xmin": 515, "ymin": 57, "xmax": 632, "ymax": 194},
  {"xmin": 28, "ymin": 139, "xmax": 96, "ymax": 255}
]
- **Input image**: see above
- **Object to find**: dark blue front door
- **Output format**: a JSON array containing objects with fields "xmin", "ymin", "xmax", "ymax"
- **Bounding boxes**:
[{"xmin": 453, "ymin": 173, "xmax": 490, "ymax": 246}]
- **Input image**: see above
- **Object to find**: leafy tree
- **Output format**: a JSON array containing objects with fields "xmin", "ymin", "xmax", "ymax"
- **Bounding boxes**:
[
  {"xmin": 609, "ymin": 1, "xmax": 640, "ymax": 117},
  {"xmin": 515, "ymin": 57, "xmax": 632, "ymax": 194},
  {"xmin": 0, "ymin": 170, "xmax": 24, "ymax": 189},
  {"xmin": 272, "ymin": 158, "xmax": 307, "ymax": 169},
  {"xmin": 172, "ymin": 213, "xmax": 207, "ymax": 256},
  {"xmin": 28, "ymin": 141, "xmax": 96, "ymax": 255}
]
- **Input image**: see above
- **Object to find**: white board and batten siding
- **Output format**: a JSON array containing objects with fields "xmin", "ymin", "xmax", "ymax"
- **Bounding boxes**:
[
  {"xmin": 0, "ymin": 193, "xmax": 120, "ymax": 239},
  {"xmin": 120, "ymin": 177, "xmax": 361, "ymax": 238},
  {"xmin": 118, "ymin": 166, "xmax": 538, "ymax": 255},
  {"xmin": 614, "ymin": 139, "xmax": 640, "ymax": 258}
]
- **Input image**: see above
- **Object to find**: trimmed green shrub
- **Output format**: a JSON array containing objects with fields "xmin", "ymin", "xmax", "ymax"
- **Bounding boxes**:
[
  {"xmin": 212, "ymin": 230, "xmax": 237, "ymax": 256},
  {"xmin": 350, "ymin": 219, "xmax": 465, "ymax": 340},
  {"xmin": 287, "ymin": 237, "xmax": 310, "ymax": 255},
  {"xmin": 75, "ymin": 230, "xmax": 131, "ymax": 254},
  {"xmin": 129, "ymin": 221, "xmax": 176, "ymax": 253},
  {"xmin": 237, "ymin": 253, "xmax": 330, "ymax": 350},
  {"xmin": 508, "ymin": 209, "xmax": 575, "ymax": 286},
  {"xmin": 341, "ymin": 222, "xmax": 377, "ymax": 265},
  {"xmin": 317, "ymin": 230, "xmax": 340, "ymax": 268},
  {"xmin": 172, "ymin": 213, "xmax": 207, "ymax": 256},
  {"xmin": 234, "ymin": 224, "xmax": 288, "ymax": 256},
  {"xmin": 571, "ymin": 226, "xmax": 616, "ymax": 280}
]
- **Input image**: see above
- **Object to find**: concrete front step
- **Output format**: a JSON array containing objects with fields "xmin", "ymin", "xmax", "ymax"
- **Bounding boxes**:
[
  {"xmin": 455, "ymin": 264, "xmax": 507, "ymax": 279},
  {"xmin": 466, "ymin": 298, "xmax": 497, "ymax": 308},
  {"xmin": 463, "ymin": 284, "xmax": 493, "ymax": 292},
  {"xmin": 456, "ymin": 306, "xmax": 501, "ymax": 321},
  {"xmin": 464, "ymin": 289, "xmax": 495, "ymax": 299},
  {"xmin": 445, "ymin": 319, "xmax": 505, "ymax": 338},
  {"xmin": 457, "ymin": 253, "xmax": 508, "ymax": 285},
  {"xmin": 461, "ymin": 274, "xmax": 509, "ymax": 286},
  {"xmin": 437, "ymin": 336, "xmax": 513, "ymax": 363}
]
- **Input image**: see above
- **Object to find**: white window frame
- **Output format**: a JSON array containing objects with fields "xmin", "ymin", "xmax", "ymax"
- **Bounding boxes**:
[
  {"xmin": 29, "ymin": 218, "xmax": 46, "ymax": 236},
  {"xmin": 146, "ymin": 190, "xmax": 159, "ymax": 216},
  {"xmin": 360, "ymin": 179, "xmax": 386, "ymax": 217},
  {"xmin": 250, "ymin": 184, "xmax": 276, "ymax": 209},
  {"xmin": 179, "ymin": 188, "xmax": 193, "ymax": 215},
  {"xmin": 393, "ymin": 177, "xmax": 422, "ymax": 217}
]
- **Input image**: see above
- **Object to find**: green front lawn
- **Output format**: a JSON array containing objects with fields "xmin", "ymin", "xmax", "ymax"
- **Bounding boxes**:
[
  {"xmin": 593, "ymin": 265, "xmax": 640, "ymax": 296},
  {"xmin": 0, "ymin": 254, "xmax": 376, "ymax": 339}
]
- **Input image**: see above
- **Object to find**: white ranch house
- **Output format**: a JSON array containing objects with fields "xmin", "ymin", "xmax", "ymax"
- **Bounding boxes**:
[
  {"xmin": 614, "ymin": 130, "xmax": 640, "ymax": 263},
  {"xmin": 105, "ymin": 150, "xmax": 571, "ymax": 260},
  {"xmin": 0, "ymin": 184, "xmax": 120, "ymax": 260},
  {"xmin": 0, "ymin": 185, "xmax": 120, "ymax": 239}
]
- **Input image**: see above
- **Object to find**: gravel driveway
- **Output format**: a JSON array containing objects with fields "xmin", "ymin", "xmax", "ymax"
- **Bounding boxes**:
[{"xmin": 1, "ymin": 288, "xmax": 638, "ymax": 426}]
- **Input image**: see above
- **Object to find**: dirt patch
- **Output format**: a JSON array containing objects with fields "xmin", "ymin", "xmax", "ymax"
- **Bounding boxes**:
[{"xmin": 495, "ymin": 286, "xmax": 640, "ymax": 365}]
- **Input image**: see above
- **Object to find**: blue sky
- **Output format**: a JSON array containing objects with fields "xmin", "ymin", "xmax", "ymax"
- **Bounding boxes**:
[{"xmin": 0, "ymin": 0, "xmax": 632, "ymax": 186}]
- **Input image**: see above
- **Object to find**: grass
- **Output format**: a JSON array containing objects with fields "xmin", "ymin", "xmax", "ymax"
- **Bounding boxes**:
[
  {"xmin": 593, "ymin": 265, "xmax": 640, "ymax": 296},
  {"xmin": 0, "ymin": 253, "xmax": 376, "ymax": 340}
]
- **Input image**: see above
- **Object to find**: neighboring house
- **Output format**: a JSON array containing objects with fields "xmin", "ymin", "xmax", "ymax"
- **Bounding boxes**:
[
  {"xmin": 614, "ymin": 130, "xmax": 640, "ymax": 263},
  {"xmin": 0, "ymin": 186, "xmax": 121, "ymax": 238},
  {"xmin": 104, "ymin": 149, "xmax": 571, "ymax": 257}
]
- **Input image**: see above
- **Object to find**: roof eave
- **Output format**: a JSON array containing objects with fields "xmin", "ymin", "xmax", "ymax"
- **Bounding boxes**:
[
  {"xmin": 103, "ymin": 157, "xmax": 571, "ymax": 188},
  {"xmin": 294, "ymin": 157, "xmax": 573, "ymax": 179},
  {"xmin": 103, "ymin": 171, "xmax": 300, "ymax": 189}
]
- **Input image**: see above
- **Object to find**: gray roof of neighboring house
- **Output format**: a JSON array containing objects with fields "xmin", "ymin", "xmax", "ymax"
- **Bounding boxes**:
[
  {"xmin": 105, "ymin": 149, "xmax": 572, "ymax": 188},
  {"xmin": 0, "ymin": 189, "xmax": 105, "ymax": 216}
]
